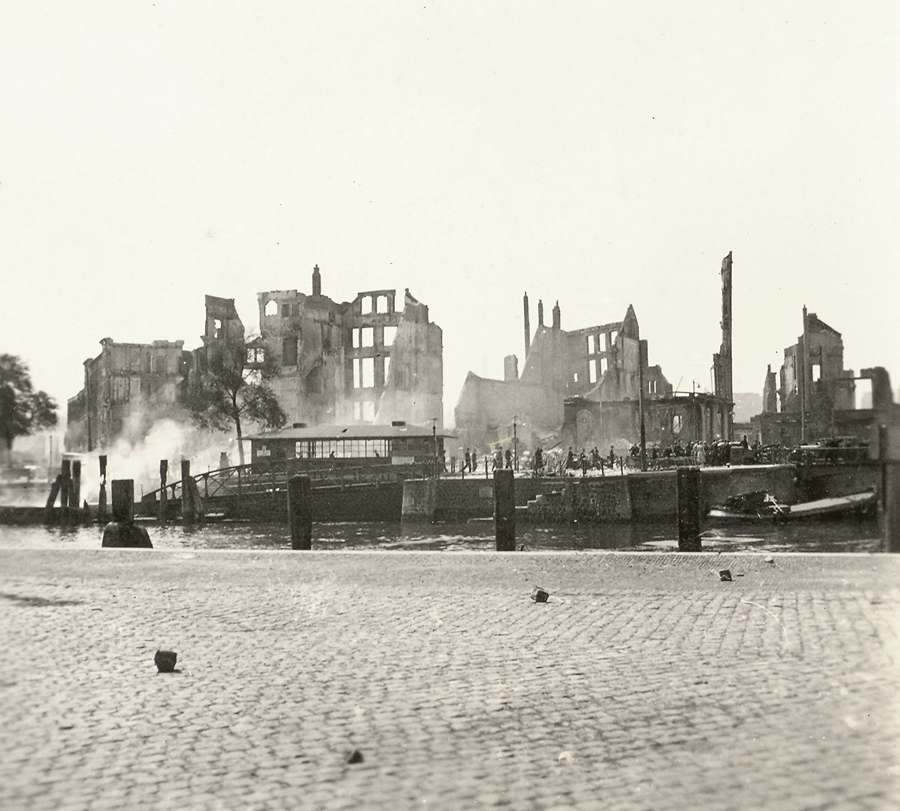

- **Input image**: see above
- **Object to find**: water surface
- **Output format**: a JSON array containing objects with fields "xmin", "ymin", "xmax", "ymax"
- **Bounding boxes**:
[{"xmin": 0, "ymin": 518, "xmax": 883, "ymax": 553}]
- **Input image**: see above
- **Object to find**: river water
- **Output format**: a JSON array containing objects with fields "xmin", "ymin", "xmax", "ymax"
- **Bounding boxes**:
[{"xmin": 0, "ymin": 518, "xmax": 884, "ymax": 553}]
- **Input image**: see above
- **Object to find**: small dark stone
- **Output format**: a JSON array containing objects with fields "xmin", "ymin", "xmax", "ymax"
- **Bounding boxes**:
[
  {"xmin": 532, "ymin": 587, "xmax": 550, "ymax": 602},
  {"xmin": 718, "ymin": 569, "xmax": 733, "ymax": 582},
  {"xmin": 347, "ymin": 749, "xmax": 364, "ymax": 764},
  {"xmin": 155, "ymin": 650, "xmax": 177, "ymax": 672}
]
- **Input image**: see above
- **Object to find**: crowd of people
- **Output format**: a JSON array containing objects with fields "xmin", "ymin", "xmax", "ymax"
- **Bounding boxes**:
[{"xmin": 456, "ymin": 436, "xmax": 767, "ymax": 477}]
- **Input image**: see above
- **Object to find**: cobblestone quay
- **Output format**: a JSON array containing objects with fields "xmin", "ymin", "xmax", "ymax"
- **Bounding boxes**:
[{"xmin": 1, "ymin": 548, "xmax": 898, "ymax": 810}]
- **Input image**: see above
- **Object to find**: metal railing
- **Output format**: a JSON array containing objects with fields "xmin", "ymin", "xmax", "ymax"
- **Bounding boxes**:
[{"xmin": 141, "ymin": 459, "xmax": 428, "ymax": 506}]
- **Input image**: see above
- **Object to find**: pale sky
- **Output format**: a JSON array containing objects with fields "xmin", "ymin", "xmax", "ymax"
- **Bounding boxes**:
[{"xmin": 2, "ymin": 1, "xmax": 898, "ymax": 428}]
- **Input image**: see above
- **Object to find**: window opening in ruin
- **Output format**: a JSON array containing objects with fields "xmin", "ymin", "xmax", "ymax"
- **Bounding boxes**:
[
  {"xmin": 246, "ymin": 347, "xmax": 265, "ymax": 365},
  {"xmin": 608, "ymin": 331, "xmax": 617, "ymax": 348},
  {"xmin": 383, "ymin": 355, "xmax": 391, "ymax": 384},
  {"xmin": 649, "ymin": 380, "xmax": 658, "ymax": 395},
  {"xmin": 811, "ymin": 362, "xmax": 821, "ymax": 382},
  {"xmin": 213, "ymin": 319, "xmax": 222, "ymax": 339},
  {"xmin": 360, "ymin": 327, "xmax": 374, "ymax": 347},
  {"xmin": 599, "ymin": 356, "xmax": 608, "ymax": 375},
  {"xmin": 362, "ymin": 296, "xmax": 374, "ymax": 314},
  {"xmin": 354, "ymin": 357, "xmax": 375, "ymax": 388},
  {"xmin": 282, "ymin": 338, "xmax": 298, "ymax": 366},
  {"xmin": 854, "ymin": 378, "xmax": 873, "ymax": 410},
  {"xmin": 589, "ymin": 361, "xmax": 597, "ymax": 384},
  {"xmin": 264, "ymin": 300, "xmax": 277, "ymax": 317},
  {"xmin": 673, "ymin": 415, "xmax": 683, "ymax": 433},
  {"xmin": 383, "ymin": 325, "xmax": 397, "ymax": 346},
  {"xmin": 362, "ymin": 401, "xmax": 375, "ymax": 422}
]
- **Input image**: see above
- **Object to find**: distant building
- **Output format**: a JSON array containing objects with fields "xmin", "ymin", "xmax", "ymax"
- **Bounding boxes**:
[
  {"xmin": 752, "ymin": 310, "xmax": 899, "ymax": 445},
  {"xmin": 66, "ymin": 338, "xmax": 190, "ymax": 452}
]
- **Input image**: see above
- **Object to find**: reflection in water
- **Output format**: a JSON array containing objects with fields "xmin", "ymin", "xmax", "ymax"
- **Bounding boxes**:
[{"xmin": 0, "ymin": 518, "xmax": 883, "ymax": 553}]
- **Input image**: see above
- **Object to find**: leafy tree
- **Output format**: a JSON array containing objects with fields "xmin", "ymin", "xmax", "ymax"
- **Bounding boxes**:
[
  {"xmin": 0, "ymin": 354, "xmax": 59, "ymax": 467},
  {"xmin": 186, "ymin": 338, "xmax": 286, "ymax": 466}
]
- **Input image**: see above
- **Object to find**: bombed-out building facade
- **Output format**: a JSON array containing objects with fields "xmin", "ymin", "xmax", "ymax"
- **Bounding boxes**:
[
  {"xmin": 753, "ymin": 309, "xmax": 898, "ymax": 446},
  {"xmin": 454, "ymin": 254, "xmax": 735, "ymax": 454},
  {"xmin": 255, "ymin": 266, "xmax": 442, "ymax": 428},
  {"xmin": 66, "ymin": 266, "xmax": 443, "ymax": 452},
  {"xmin": 65, "ymin": 339, "xmax": 191, "ymax": 452}
]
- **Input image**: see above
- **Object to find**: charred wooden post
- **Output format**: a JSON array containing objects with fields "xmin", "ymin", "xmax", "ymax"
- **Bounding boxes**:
[
  {"xmin": 288, "ymin": 475, "xmax": 312, "ymax": 550},
  {"xmin": 159, "ymin": 460, "xmax": 168, "ymax": 526},
  {"xmin": 494, "ymin": 469, "xmax": 516, "ymax": 552},
  {"xmin": 676, "ymin": 467, "xmax": 703, "ymax": 552}
]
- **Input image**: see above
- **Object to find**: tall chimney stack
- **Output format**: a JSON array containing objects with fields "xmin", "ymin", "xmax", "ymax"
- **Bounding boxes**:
[
  {"xmin": 538, "ymin": 300, "xmax": 544, "ymax": 327},
  {"xmin": 523, "ymin": 292, "xmax": 531, "ymax": 354},
  {"xmin": 552, "ymin": 300, "xmax": 561, "ymax": 330},
  {"xmin": 312, "ymin": 264, "xmax": 321, "ymax": 297}
]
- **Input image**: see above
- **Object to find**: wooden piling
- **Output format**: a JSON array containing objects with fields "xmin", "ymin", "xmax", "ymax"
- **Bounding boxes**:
[
  {"xmin": 879, "ymin": 425, "xmax": 900, "ymax": 553},
  {"xmin": 111, "ymin": 479, "xmax": 134, "ymax": 523},
  {"xmin": 159, "ymin": 460, "xmax": 168, "ymax": 526},
  {"xmin": 288, "ymin": 475, "xmax": 312, "ymax": 550},
  {"xmin": 71, "ymin": 460, "xmax": 81, "ymax": 511},
  {"xmin": 494, "ymin": 469, "xmax": 516, "ymax": 551},
  {"xmin": 676, "ymin": 467, "xmax": 703, "ymax": 552},
  {"xmin": 97, "ymin": 456, "xmax": 108, "ymax": 524},
  {"xmin": 181, "ymin": 460, "xmax": 194, "ymax": 527},
  {"xmin": 60, "ymin": 459, "xmax": 71, "ymax": 511}
]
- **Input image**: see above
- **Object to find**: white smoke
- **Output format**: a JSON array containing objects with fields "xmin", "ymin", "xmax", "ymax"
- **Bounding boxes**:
[{"xmin": 75, "ymin": 410, "xmax": 236, "ymax": 505}]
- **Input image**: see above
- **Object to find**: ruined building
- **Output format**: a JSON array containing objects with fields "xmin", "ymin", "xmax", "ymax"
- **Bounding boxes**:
[
  {"xmin": 455, "ymin": 254, "xmax": 736, "ymax": 454},
  {"xmin": 454, "ymin": 298, "xmax": 672, "ymax": 452},
  {"xmin": 66, "ymin": 267, "xmax": 443, "ymax": 453},
  {"xmin": 753, "ymin": 309, "xmax": 898, "ymax": 445},
  {"xmin": 66, "ymin": 338, "xmax": 190, "ymax": 452},
  {"xmin": 254, "ymin": 266, "xmax": 443, "ymax": 428}
]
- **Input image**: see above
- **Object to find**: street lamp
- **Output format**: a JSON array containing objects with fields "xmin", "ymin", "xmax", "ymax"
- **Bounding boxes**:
[
  {"xmin": 431, "ymin": 417, "xmax": 439, "ymax": 479},
  {"xmin": 513, "ymin": 415, "xmax": 518, "ymax": 472}
]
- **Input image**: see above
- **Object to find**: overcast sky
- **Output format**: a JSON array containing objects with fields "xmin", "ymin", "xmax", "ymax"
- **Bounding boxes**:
[{"xmin": 2, "ymin": 1, "xmax": 898, "ymax": 428}]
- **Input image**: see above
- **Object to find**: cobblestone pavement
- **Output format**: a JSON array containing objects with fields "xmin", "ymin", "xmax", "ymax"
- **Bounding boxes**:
[{"xmin": 1, "ymin": 548, "xmax": 898, "ymax": 811}]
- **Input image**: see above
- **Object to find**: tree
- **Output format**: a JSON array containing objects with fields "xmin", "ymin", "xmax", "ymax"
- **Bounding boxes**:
[
  {"xmin": 0, "ymin": 354, "xmax": 59, "ymax": 467},
  {"xmin": 186, "ymin": 338, "xmax": 287, "ymax": 466}
]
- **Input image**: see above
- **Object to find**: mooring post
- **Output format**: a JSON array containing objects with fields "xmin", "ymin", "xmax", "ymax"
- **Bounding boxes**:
[
  {"xmin": 181, "ymin": 459, "xmax": 194, "ymax": 527},
  {"xmin": 676, "ymin": 467, "xmax": 703, "ymax": 552},
  {"xmin": 60, "ymin": 459, "xmax": 71, "ymax": 512},
  {"xmin": 879, "ymin": 424, "xmax": 900, "ymax": 553},
  {"xmin": 159, "ymin": 460, "xmax": 168, "ymax": 526},
  {"xmin": 288, "ymin": 474, "xmax": 312, "ymax": 550},
  {"xmin": 97, "ymin": 455, "xmax": 108, "ymax": 523},
  {"xmin": 494, "ymin": 468, "xmax": 516, "ymax": 551},
  {"xmin": 71, "ymin": 460, "xmax": 81, "ymax": 511},
  {"xmin": 111, "ymin": 479, "xmax": 135, "ymax": 523}
]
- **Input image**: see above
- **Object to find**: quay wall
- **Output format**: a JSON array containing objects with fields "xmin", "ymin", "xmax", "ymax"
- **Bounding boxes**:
[
  {"xmin": 402, "ymin": 477, "xmax": 543, "ymax": 522},
  {"xmin": 405, "ymin": 464, "xmax": 879, "ymax": 525}
]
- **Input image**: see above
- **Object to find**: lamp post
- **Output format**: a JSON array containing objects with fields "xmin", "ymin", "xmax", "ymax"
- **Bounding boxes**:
[
  {"xmin": 431, "ymin": 418, "xmax": 439, "ymax": 478},
  {"xmin": 513, "ymin": 415, "xmax": 518, "ymax": 472}
]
